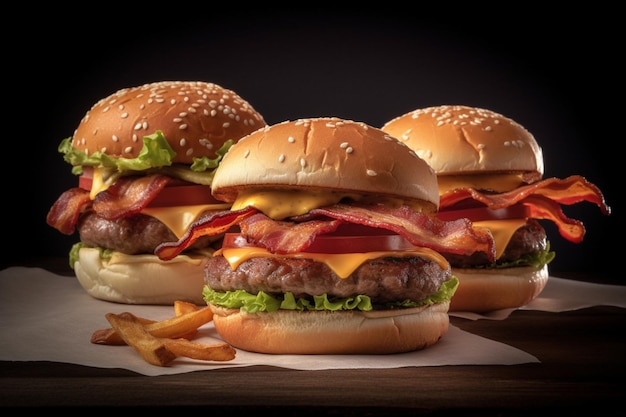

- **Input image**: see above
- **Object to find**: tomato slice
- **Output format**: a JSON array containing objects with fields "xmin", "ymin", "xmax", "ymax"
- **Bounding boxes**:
[
  {"xmin": 221, "ymin": 231, "xmax": 417, "ymax": 254},
  {"xmin": 77, "ymin": 168, "xmax": 221, "ymax": 207},
  {"xmin": 436, "ymin": 203, "xmax": 530, "ymax": 222},
  {"xmin": 78, "ymin": 167, "xmax": 94, "ymax": 191}
]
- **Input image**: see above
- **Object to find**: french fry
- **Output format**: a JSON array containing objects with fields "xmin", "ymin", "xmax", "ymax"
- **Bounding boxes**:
[
  {"xmin": 91, "ymin": 312, "xmax": 156, "ymax": 345},
  {"xmin": 91, "ymin": 306, "xmax": 213, "ymax": 345},
  {"xmin": 174, "ymin": 300, "xmax": 199, "ymax": 315},
  {"xmin": 105, "ymin": 313, "xmax": 176, "ymax": 367},
  {"xmin": 162, "ymin": 338, "xmax": 236, "ymax": 362},
  {"xmin": 173, "ymin": 301, "xmax": 201, "ymax": 338},
  {"xmin": 143, "ymin": 306, "xmax": 214, "ymax": 339}
]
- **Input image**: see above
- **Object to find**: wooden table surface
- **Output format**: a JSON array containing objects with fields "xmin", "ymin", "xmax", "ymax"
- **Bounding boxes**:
[{"xmin": 1, "ymin": 259, "xmax": 624, "ymax": 415}]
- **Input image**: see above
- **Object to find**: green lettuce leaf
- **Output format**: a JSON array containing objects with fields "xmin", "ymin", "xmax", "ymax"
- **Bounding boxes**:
[
  {"xmin": 58, "ymin": 131, "xmax": 233, "ymax": 185},
  {"xmin": 480, "ymin": 242, "xmax": 555, "ymax": 270}
]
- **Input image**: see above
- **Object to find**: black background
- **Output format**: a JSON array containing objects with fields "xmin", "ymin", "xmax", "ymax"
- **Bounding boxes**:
[{"xmin": 7, "ymin": 7, "xmax": 619, "ymax": 282}]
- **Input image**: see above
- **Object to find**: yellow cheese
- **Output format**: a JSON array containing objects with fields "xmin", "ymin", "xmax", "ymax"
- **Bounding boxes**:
[
  {"xmin": 473, "ymin": 219, "xmax": 527, "ymax": 260},
  {"xmin": 89, "ymin": 168, "xmax": 107, "ymax": 200},
  {"xmin": 218, "ymin": 246, "xmax": 449, "ymax": 279},
  {"xmin": 231, "ymin": 189, "xmax": 359, "ymax": 220},
  {"xmin": 438, "ymin": 174, "xmax": 525, "ymax": 195},
  {"xmin": 141, "ymin": 204, "xmax": 230, "ymax": 238}
]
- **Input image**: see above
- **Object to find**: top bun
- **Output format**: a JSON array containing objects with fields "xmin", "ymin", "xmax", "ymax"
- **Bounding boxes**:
[
  {"xmin": 382, "ymin": 105, "xmax": 544, "ymax": 181},
  {"xmin": 72, "ymin": 81, "xmax": 266, "ymax": 164},
  {"xmin": 211, "ymin": 117, "xmax": 440, "ymax": 210}
]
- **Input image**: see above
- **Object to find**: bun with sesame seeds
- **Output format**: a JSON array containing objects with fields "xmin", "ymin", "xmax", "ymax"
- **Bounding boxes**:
[
  {"xmin": 46, "ymin": 81, "xmax": 267, "ymax": 305},
  {"xmin": 153, "ymin": 117, "xmax": 499, "ymax": 354},
  {"xmin": 382, "ymin": 105, "xmax": 611, "ymax": 313}
]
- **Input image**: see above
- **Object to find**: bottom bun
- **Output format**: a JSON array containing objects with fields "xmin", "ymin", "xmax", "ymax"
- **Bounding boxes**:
[
  {"xmin": 74, "ymin": 247, "xmax": 210, "ymax": 305},
  {"xmin": 208, "ymin": 302, "xmax": 451, "ymax": 354},
  {"xmin": 449, "ymin": 264, "xmax": 549, "ymax": 312}
]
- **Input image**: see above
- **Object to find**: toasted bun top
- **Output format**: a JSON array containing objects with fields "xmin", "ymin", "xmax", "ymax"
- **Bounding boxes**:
[
  {"xmin": 72, "ymin": 81, "xmax": 266, "ymax": 164},
  {"xmin": 382, "ymin": 105, "xmax": 544, "ymax": 182},
  {"xmin": 211, "ymin": 117, "xmax": 440, "ymax": 209}
]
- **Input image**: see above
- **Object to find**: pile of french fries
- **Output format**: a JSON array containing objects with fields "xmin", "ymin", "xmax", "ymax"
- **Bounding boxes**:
[{"xmin": 91, "ymin": 301, "xmax": 236, "ymax": 366}]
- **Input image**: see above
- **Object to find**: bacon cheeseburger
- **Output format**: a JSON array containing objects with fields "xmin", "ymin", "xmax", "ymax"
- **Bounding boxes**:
[
  {"xmin": 156, "ymin": 117, "xmax": 495, "ymax": 354},
  {"xmin": 46, "ymin": 81, "xmax": 266, "ymax": 304},
  {"xmin": 382, "ymin": 105, "xmax": 611, "ymax": 312}
]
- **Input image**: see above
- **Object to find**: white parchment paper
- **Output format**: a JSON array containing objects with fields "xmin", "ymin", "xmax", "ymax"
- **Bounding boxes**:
[{"xmin": 3, "ymin": 267, "xmax": 622, "ymax": 376}]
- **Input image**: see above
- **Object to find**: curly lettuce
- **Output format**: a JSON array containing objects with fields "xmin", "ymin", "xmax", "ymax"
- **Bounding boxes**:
[{"xmin": 58, "ymin": 131, "xmax": 233, "ymax": 185}]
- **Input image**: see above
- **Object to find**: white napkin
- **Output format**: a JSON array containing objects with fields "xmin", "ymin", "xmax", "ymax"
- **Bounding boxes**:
[{"xmin": 9, "ymin": 266, "xmax": 612, "ymax": 376}]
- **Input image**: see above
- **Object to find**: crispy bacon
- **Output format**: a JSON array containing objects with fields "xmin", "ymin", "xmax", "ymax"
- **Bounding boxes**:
[
  {"xmin": 92, "ymin": 175, "xmax": 171, "ymax": 220},
  {"xmin": 300, "ymin": 204, "xmax": 495, "ymax": 259},
  {"xmin": 47, "ymin": 174, "xmax": 175, "ymax": 234},
  {"xmin": 155, "ymin": 203, "xmax": 496, "ymax": 262},
  {"xmin": 440, "ymin": 175, "xmax": 610, "ymax": 213},
  {"xmin": 240, "ymin": 214, "xmax": 343, "ymax": 254},
  {"xmin": 439, "ymin": 175, "xmax": 611, "ymax": 243},
  {"xmin": 156, "ymin": 207, "xmax": 259, "ymax": 260},
  {"xmin": 46, "ymin": 188, "xmax": 92, "ymax": 235}
]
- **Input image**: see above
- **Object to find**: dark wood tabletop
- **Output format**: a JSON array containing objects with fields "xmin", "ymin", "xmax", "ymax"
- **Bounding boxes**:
[{"xmin": 1, "ymin": 259, "xmax": 624, "ymax": 416}]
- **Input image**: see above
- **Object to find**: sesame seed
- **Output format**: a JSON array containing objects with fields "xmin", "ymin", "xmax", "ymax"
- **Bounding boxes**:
[
  {"xmin": 223, "ymin": 122, "xmax": 230, "ymax": 128},
  {"xmin": 200, "ymin": 139, "xmax": 213, "ymax": 149},
  {"xmin": 366, "ymin": 169, "xmax": 377, "ymax": 176},
  {"xmin": 300, "ymin": 158, "xmax": 306, "ymax": 168},
  {"xmin": 278, "ymin": 154, "xmax": 286, "ymax": 162},
  {"xmin": 340, "ymin": 142, "xmax": 349, "ymax": 148},
  {"xmin": 180, "ymin": 138, "xmax": 187, "ymax": 147},
  {"xmin": 186, "ymin": 149, "xmax": 193, "ymax": 156},
  {"xmin": 346, "ymin": 147, "xmax": 353, "ymax": 154},
  {"xmin": 124, "ymin": 146, "xmax": 133, "ymax": 154},
  {"xmin": 121, "ymin": 112, "xmax": 128, "ymax": 119},
  {"xmin": 179, "ymin": 124, "xmax": 188, "ymax": 130},
  {"xmin": 243, "ymin": 149, "xmax": 250, "ymax": 158},
  {"xmin": 112, "ymin": 135, "xmax": 119, "ymax": 142},
  {"xmin": 134, "ymin": 123, "xmax": 142, "ymax": 131},
  {"xmin": 288, "ymin": 136, "xmax": 295, "ymax": 143}
]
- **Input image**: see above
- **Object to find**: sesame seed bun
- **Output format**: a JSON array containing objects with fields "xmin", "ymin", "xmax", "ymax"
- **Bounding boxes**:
[
  {"xmin": 382, "ymin": 104, "xmax": 544, "ymax": 189},
  {"xmin": 209, "ymin": 302, "xmax": 451, "ymax": 354},
  {"xmin": 448, "ymin": 265, "xmax": 549, "ymax": 313},
  {"xmin": 72, "ymin": 81, "xmax": 266, "ymax": 164},
  {"xmin": 212, "ymin": 117, "xmax": 440, "ymax": 210},
  {"xmin": 382, "ymin": 105, "xmax": 550, "ymax": 312}
]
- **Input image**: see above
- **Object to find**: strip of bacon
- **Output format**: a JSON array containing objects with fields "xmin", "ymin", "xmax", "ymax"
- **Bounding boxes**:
[
  {"xmin": 156, "ymin": 207, "xmax": 259, "ymax": 260},
  {"xmin": 92, "ymin": 175, "xmax": 171, "ymax": 220},
  {"xmin": 46, "ymin": 188, "xmax": 92, "ymax": 235},
  {"xmin": 156, "ymin": 203, "xmax": 496, "ymax": 262},
  {"xmin": 239, "ymin": 214, "xmax": 343, "ymax": 254},
  {"xmin": 300, "ymin": 204, "xmax": 496, "ymax": 260},
  {"xmin": 440, "ymin": 175, "xmax": 611, "ymax": 214},
  {"xmin": 439, "ymin": 175, "xmax": 610, "ymax": 244},
  {"xmin": 523, "ymin": 195, "xmax": 587, "ymax": 243}
]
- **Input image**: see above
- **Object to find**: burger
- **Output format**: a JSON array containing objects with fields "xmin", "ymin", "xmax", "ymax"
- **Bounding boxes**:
[
  {"xmin": 155, "ymin": 117, "xmax": 496, "ymax": 354},
  {"xmin": 382, "ymin": 105, "xmax": 611, "ymax": 312},
  {"xmin": 46, "ymin": 81, "xmax": 266, "ymax": 305}
]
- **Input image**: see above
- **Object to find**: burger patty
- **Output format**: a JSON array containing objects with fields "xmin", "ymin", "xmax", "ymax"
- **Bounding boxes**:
[
  {"xmin": 77, "ymin": 211, "xmax": 213, "ymax": 254},
  {"xmin": 204, "ymin": 255, "xmax": 451, "ymax": 304},
  {"xmin": 444, "ymin": 219, "xmax": 548, "ymax": 268}
]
